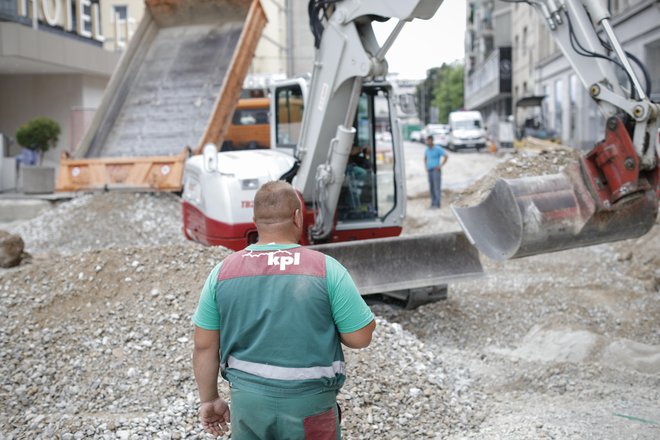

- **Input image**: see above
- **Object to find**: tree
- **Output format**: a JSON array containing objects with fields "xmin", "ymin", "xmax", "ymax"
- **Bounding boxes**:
[
  {"xmin": 15, "ymin": 117, "xmax": 61, "ymax": 165},
  {"xmin": 416, "ymin": 67, "xmax": 442, "ymax": 125},
  {"xmin": 431, "ymin": 62, "xmax": 464, "ymax": 124}
]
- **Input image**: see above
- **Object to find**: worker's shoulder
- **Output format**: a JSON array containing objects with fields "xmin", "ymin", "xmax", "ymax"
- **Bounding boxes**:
[
  {"xmin": 299, "ymin": 247, "xmax": 332, "ymax": 266},
  {"xmin": 310, "ymin": 250, "xmax": 349, "ymax": 275}
]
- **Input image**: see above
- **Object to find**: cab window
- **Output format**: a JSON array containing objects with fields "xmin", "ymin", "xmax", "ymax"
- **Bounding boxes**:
[
  {"xmin": 338, "ymin": 88, "xmax": 396, "ymax": 222},
  {"xmin": 275, "ymin": 85, "xmax": 304, "ymax": 149}
]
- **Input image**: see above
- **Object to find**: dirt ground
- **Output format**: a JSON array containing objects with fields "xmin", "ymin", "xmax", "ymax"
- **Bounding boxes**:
[
  {"xmin": 1, "ymin": 144, "xmax": 659, "ymax": 438},
  {"xmin": 397, "ymin": 142, "xmax": 660, "ymax": 438}
]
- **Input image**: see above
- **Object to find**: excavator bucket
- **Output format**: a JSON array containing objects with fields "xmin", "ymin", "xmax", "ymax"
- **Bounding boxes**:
[
  {"xmin": 310, "ymin": 232, "xmax": 483, "ymax": 308},
  {"xmin": 452, "ymin": 161, "xmax": 658, "ymax": 260}
]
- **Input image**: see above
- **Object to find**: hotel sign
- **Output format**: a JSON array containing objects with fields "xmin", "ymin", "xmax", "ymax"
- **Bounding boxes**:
[{"xmin": 17, "ymin": 0, "xmax": 105, "ymax": 42}]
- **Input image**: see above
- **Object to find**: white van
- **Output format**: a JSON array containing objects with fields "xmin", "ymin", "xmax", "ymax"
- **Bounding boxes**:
[{"xmin": 448, "ymin": 111, "xmax": 487, "ymax": 151}]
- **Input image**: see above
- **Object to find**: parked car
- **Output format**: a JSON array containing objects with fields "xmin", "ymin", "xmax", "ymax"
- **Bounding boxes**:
[
  {"xmin": 429, "ymin": 124, "xmax": 450, "ymax": 147},
  {"xmin": 410, "ymin": 130, "xmax": 422, "ymax": 142}
]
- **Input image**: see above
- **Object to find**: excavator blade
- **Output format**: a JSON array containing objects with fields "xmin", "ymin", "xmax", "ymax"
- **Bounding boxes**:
[
  {"xmin": 452, "ymin": 161, "xmax": 658, "ymax": 260},
  {"xmin": 310, "ymin": 232, "xmax": 483, "ymax": 307}
]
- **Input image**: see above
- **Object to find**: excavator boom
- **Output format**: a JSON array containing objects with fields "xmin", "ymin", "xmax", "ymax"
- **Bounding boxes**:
[{"xmin": 453, "ymin": 0, "xmax": 659, "ymax": 259}]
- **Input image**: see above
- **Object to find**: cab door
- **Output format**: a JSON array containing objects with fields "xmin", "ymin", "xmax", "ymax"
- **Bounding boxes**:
[{"xmin": 333, "ymin": 83, "xmax": 406, "ymax": 241}]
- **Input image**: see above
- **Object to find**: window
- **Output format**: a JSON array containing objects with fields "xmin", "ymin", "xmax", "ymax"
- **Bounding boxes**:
[
  {"xmin": 569, "ymin": 74, "xmax": 579, "ymax": 143},
  {"xmin": 554, "ymin": 79, "xmax": 563, "ymax": 140},
  {"xmin": 337, "ymin": 88, "xmax": 396, "ymax": 222},
  {"xmin": 645, "ymin": 40, "xmax": 660, "ymax": 101},
  {"xmin": 113, "ymin": 5, "xmax": 128, "ymax": 20},
  {"xmin": 275, "ymin": 85, "xmax": 304, "ymax": 149},
  {"xmin": 514, "ymin": 35, "xmax": 519, "ymax": 62},
  {"xmin": 232, "ymin": 108, "xmax": 269, "ymax": 126}
]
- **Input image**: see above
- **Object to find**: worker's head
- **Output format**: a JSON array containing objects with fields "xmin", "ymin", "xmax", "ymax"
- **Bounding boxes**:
[
  {"xmin": 426, "ymin": 135, "xmax": 434, "ymax": 147},
  {"xmin": 253, "ymin": 181, "xmax": 303, "ymax": 243}
]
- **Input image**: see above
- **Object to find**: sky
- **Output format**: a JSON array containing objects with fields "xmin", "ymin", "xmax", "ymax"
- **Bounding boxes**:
[{"xmin": 372, "ymin": 0, "xmax": 467, "ymax": 80}]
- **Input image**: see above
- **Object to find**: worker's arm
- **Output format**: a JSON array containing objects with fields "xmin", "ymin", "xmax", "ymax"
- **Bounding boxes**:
[
  {"xmin": 191, "ymin": 263, "xmax": 228, "ymax": 436},
  {"xmin": 193, "ymin": 326, "xmax": 230, "ymax": 436},
  {"xmin": 340, "ymin": 319, "xmax": 376, "ymax": 348},
  {"xmin": 327, "ymin": 256, "xmax": 377, "ymax": 349},
  {"xmin": 193, "ymin": 326, "xmax": 221, "ymax": 401},
  {"xmin": 441, "ymin": 154, "xmax": 448, "ymax": 166}
]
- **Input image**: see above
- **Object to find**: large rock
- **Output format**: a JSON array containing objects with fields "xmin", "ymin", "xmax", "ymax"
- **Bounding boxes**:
[{"xmin": 0, "ymin": 230, "xmax": 24, "ymax": 268}]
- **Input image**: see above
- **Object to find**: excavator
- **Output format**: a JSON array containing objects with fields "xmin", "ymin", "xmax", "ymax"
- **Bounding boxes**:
[{"xmin": 182, "ymin": 0, "xmax": 658, "ymax": 307}]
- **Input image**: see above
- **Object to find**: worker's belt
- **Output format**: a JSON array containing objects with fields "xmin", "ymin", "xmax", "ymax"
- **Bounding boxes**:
[{"xmin": 227, "ymin": 355, "xmax": 345, "ymax": 381}]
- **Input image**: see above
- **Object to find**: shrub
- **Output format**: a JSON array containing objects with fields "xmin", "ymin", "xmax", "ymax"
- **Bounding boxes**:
[{"xmin": 16, "ymin": 117, "xmax": 61, "ymax": 165}]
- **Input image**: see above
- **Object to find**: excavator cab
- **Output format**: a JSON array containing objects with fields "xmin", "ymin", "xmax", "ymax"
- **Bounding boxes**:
[{"xmin": 272, "ymin": 79, "xmax": 406, "ymax": 242}]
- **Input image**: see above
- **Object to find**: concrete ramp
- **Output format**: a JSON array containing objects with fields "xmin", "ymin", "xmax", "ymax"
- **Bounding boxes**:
[{"xmin": 89, "ymin": 23, "xmax": 244, "ymax": 157}]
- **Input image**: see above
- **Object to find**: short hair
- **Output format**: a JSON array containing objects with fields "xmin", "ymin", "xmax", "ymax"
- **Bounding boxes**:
[
  {"xmin": 426, "ymin": 135, "xmax": 434, "ymax": 141},
  {"xmin": 253, "ymin": 181, "xmax": 301, "ymax": 225}
]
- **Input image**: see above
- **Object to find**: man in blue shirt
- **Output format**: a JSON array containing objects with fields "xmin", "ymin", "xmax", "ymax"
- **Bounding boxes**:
[{"xmin": 424, "ymin": 135, "xmax": 449, "ymax": 208}]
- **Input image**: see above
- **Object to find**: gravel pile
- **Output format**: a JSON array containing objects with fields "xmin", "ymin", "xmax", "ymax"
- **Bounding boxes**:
[
  {"xmin": 2, "ymin": 148, "xmax": 659, "ymax": 438},
  {"xmin": 453, "ymin": 148, "xmax": 580, "ymax": 207},
  {"xmin": 0, "ymin": 242, "xmax": 481, "ymax": 439},
  {"xmin": 7, "ymin": 192, "xmax": 188, "ymax": 256}
]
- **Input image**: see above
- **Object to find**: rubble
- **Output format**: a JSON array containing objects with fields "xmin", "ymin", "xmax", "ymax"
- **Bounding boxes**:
[
  {"xmin": 1, "ymin": 148, "xmax": 659, "ymax": 438},
  {"xmin": 0, "ymin": 230, "xmax": 24, "ymax": 268}
]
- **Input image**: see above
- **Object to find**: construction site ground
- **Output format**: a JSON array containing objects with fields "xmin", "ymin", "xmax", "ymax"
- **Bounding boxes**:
[{"xmin": 1, "ymin": 142, "xmax": 659, "ymax": 439}]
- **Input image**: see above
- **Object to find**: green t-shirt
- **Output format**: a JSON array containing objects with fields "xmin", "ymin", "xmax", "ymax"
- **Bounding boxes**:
[{"xmin": 192, "ymin": 243, "xmax": 374, "ymax": 333}]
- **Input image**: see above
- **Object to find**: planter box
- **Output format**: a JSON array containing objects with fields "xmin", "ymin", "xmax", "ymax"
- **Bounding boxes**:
[{"xmin": 22, "ymin": 165, "xmax": 55, "ymax": 194}]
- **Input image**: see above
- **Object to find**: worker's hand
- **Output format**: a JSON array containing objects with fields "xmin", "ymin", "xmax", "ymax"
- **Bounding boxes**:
[{"xmin": 199, "ymin": 397, "xmax": 231, "ymax": 436}]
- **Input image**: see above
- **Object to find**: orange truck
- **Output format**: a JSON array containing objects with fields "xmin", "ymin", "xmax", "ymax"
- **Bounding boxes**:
[
  {"xmin": 221, "ymin": 97, "xmax": 270, "ymax": 151},
  {"xmin": 56, "ymin": 0, "xmax": 267, "ymax": 192}
]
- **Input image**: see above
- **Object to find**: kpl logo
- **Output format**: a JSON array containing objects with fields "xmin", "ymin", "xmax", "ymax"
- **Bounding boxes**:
[
  {"xmin": 267, "ymin": 252, "xmax": 301, "ymax": 270},
  {"xmin": 243, "ymin": 250, "xmax": 301, "ymax": 271}
]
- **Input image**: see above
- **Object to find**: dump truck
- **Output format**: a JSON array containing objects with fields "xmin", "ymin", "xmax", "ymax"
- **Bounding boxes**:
[{"xmin": 56, "ymin": 0, "xmax": 267, "ymax": 192}]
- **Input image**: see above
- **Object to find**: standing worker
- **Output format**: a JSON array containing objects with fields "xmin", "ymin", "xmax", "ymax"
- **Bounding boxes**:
[
  {"xmin": 192, "ymin": 180, "xmax": 376, "ymax": 439},
  {"xmin": 424, "ymin": 135, "xmax": 449, "ymax": 209}
]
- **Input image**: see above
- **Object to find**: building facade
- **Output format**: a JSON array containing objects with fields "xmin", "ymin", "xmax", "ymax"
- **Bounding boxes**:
[
  {"xmin": 0, "ymin": 0, "xmax": 315, "ymax": 173},
  {"xmin": 464, "ymin": 0, "xmax": 512, "ymax": 142},
  {"xmin": 516, "ymin": 0, "xmax": 660, "ymax": 149},
  {"xmin": 0, "ymin": 0, "xmax": 131, "ymax": 165}
]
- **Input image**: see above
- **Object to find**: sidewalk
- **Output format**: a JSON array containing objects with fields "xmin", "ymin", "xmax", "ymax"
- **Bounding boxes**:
[{"xmin": 0, "ymin": 190, "xmax": 76, "ymax": 224}]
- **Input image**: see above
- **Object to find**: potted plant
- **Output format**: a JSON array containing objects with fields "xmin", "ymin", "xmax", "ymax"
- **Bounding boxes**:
[{"xmin": 15, "ymin": 117, "xmax": 61, "ymax": 194}]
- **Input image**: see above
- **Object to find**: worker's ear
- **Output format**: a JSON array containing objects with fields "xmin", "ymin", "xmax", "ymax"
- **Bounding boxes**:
[{"xmin": 292, "ymin": 209, "xmax": 302, "ymax": 228}]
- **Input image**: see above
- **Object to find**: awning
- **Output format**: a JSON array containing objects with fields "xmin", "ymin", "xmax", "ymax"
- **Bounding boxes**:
[{"xmin": 516, "ymin": 95, "xmax": 547, "ymax": 108}]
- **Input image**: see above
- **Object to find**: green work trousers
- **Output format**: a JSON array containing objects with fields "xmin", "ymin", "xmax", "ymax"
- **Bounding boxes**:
[{"xmin": 230, "ymin": 387, "xmax": 341, "ymax": 440}]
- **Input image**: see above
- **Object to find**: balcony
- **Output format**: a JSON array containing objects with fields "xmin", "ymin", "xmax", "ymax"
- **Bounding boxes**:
[{"xmin": 464, "ymin": 47, "xmax": 512, "ymax": 110}]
